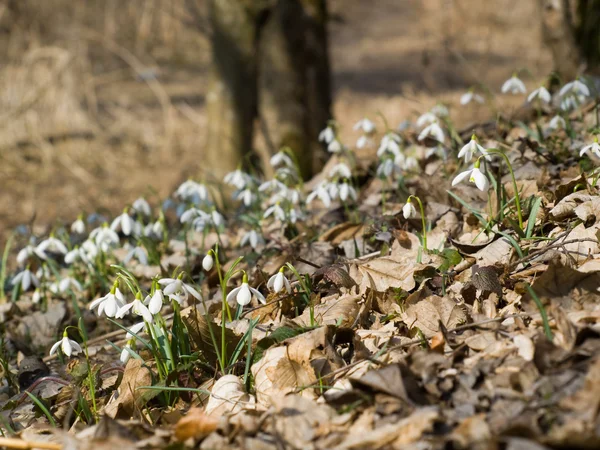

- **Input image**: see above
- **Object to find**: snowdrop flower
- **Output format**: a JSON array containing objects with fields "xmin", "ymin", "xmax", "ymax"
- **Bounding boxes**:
[
  {"xmin": 353, "ymin": 118, "xmax": 375, "ymax": 134},
  {"xmin": 71, "ymin": 216, "xmax": 86, "ymax": 234},
  {"xmin": 126, "ymin": 322, "xmax": 145, "ymax": 339},
  {"xmin": 90, "ymin": 225, "xmax": 120, "ymax": 252},
  {"xmin": 527, "ymin": 86, "xmax": 551, "ymax": 104},
  {"xmin": 89, "ymin": 284, "xmax": 126, "ymax": 318},
  {"xmin": 339, "ymin": 181, "xmax": 357, "ymax": 202},
  {"xmin": 224, "ymin": 169, "xmax": 253, "ymax": 190},
  {"xmin": 32, "ymin": 288, "xmax": 42, "ymax": 304},
  {"xmin": 240, "ymin": 229, "xmax": 265, "ymax": 249},
  {"xmin": 400, "ymin": 155, "xmax": 419, "ymax": 171},
  {"xmin": 111, "ymin": 209, "xmax": 135, "ymax": 236},
  {"xmin": 36, "ymin": 236, "xmax": 68, "ymax": 255},
  {"xmin": 120, "ymin": 342, "xmax": 134, "ymax": 364},
  {"xmin": 418, "ymin": 120, "xmax": 445, "ymax": 144},
  {"xmin": 264, "ymin": 203, "xmax": 286, "ymax": 221},
  {"xmin": 123, "ymin": 245, "xmax": 148, "ymax": 266},
  {"xmin": 460, "ymin": 90, "xmax": 484, "ymax": 105},
  {"xmin": 145, "ymin": 289, "xmax": 164, "ymax": 315},
  {"xmin": 132, "ymin": 198, "xmax": 151, "ymax": 217},
  {"xmin": 210, "ymin": 210, "xmax": 224, "ymax": 228},
  {"xmin": 547, "ymin": 115, "xmax": 566, "ymax": 131},
  {"xmin": 267, "ymin": 268, "xmax": 292, "ymax": 294},
  {"xmin": 457, "ymin": 135, "xmax": 492, "ymax": 163},
  {"xmin": 329, "ymin": 163, "xmax": 352, "ymax": 179},
  {"xmin": 356, "ymin": 135, "xmax": 373, "ymax": 149},
  {"xmin": 416, "ymin": 112, "xmax": 437, "ymax": 128},
  {"xmin": 50, "ymin": 277, "xmax": 83, "ymax": 294},
  {"xmin": 431, "ymin": 104, "xmax": 449, "ymax": 117},
  {"xmin": 12, "ymin": 268, "xmax": 39, "ymax": 292},
  {"xmin": 327, "ymin": 139, "xmax": 343, "ymax": 153},
  {"xmin": 49, "ymin": 331, "xmax": 82, "ymax": 357},
  {"xmin": 580, "ymin": 136, "xmax": 600, "ymax": 159},
  {"xmin": 501, "ymin": 75, "xmax": 526, "ymax": 94},
  {"xmin": 17, "ymin": 245, "xmax": 46, "ymax": 265},
  {"xmin": 81, "ymin": 240, "xmax": 99, "ymax": 262},
  {"xmin": 402, "ymin": 199, "xmax": 418, "ymax": 219},
  {"xmin": 64, "ymin": 246, "xmax": 81, "ymax": 265},
  {"xmin": 180, "ymin": 207, "xmax": 209, "ymax": 225},
  {"xmin": 559, "ymin": 79, "xmax": 590, "ymax": 98},
  {"xmin": 175, "ymin": 180, "xmax": 209, "ymax": 204},
  {"xmin": 270, "ymin": 151, "xmax": 295, "ymax": 169},
  {"xmin": 227, "ymin": 273, "xmax": 265, "ymax": 306},
  {"xmin": 306, "ymin": 181, "xmax": 332, "ymax": 207},
  {"xmin": 377, "ymin": 158, "xmax": 400, "ymax": 178},
  {"xmin": 202, "ymin": 253, "xmax": 214, "ymax": 271},
  {"xmin": 560, "ymin": 94, "xmax": 587, "ymax": 111},
  {"xmin": 377, "ymin": 132, "xmax": 402, "ymax": 157},
  {"xmin": 117, "ymin": 293, "xmax": 153, "ymax": 323},
  {"xmin": 452, "ymin": 161, "xmax": 489, "ymax": 192},
  {"xmin": 318, "ymin": 125, "xmax": 335, "ymax": 144},
  {"xmin": 158, "ymin": 276, "xmax": 201, "ymax": 305},
  {"xmin": 259, "ymin": 179, "xmax": 287, "ymax": 194}
]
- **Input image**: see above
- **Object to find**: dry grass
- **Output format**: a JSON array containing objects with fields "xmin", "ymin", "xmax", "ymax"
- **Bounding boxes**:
[{"xmin": 0, "ymin": 0, "xmax": 552, "ymax": 240}]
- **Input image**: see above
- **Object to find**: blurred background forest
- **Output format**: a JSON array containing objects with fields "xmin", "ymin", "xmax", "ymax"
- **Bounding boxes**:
[{"xmin": 0, "ymin": 0, "xmax": 591, "ymax": 238}]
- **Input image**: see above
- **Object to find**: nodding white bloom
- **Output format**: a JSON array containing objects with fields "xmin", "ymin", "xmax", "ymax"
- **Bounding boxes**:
[
  {"xmin": 377, "ymin": 132, "xmax": 402, "ymax": 157},
  {"xmin": 416, "ymin": 112, "xmax": 437, "ymax": 128},
  {"xmin": 402, "ymin": 199, "xmax": 418, "ymax": 219},
  {"xmin": 267, "ymin": 268, "xmax": 292, "ymax": 294},
  {"xmin": 580, "ymin": 136, "xmax": 600, "ymax": 159},
  {"xmin": 145, "ymin": 289, "xmax": 164, "ymax": 315},
  {"xmin": 377, "ymin": 158, "xmax": 400, "ymax": 178},
  {"xmin": 50, "ymin": 277, "xmax": 83, "ymax": 294},
  {"xmin": 175, "ymin": 180, "xmax": 209, "ymax": 204},
  {"xmin": 418, "ymin": 120, "xmax": 445, "ymax": 144},
  {"xmin": 224, "ymin": 169, "xmax": 253, "ymax": 190},
  {"xmin": 527, "ymin": 86, "xmax": 551, "ymax": 104},
  {"xmin": 258, "ymin": 179, "xmax": 287, "ymax": 194},
  {"xmin": 126, "ymin": 322, "xmax": 145, "ymax": 339},
  {"xmin": 111, "ymin": 210, "xmax": 135, "ymax": 236},
  {"xmin": 548, "ymin": 115, "xmax": 566, "ymax": 131},
  {"xmin": 11, "ymin": 268, "xmax": 40, "ymax": 292},
  {"xmin": 89, "ymin": 285, "xmax": 126, "ymax": 318},
  {"xmin": 560, "ymin": 94, "xmax": 587, "ymax": 111},
  {"xmin": 17, "ymin": 245, "xmax": 46, "ymax": 265},
  {"xmin": 144, "ymin": 220, "xmax": 164, "ymax": 240},
  {"xmin": 460, "ymin": 91, "xmax": 484, "ymax": 105},
  {"xmin": 227, "ymin": 273, "xmax": 266, "ymax": 306},
  {"xmin": 559, "ymin": 79, "xmax": 590, "ymax": 98},
  {"xmin": 158, "ymin": 277, "xmax": 201, "ymax": 305},
  {"xmin": 123, "ymin": 245, "xmax": 148, "ymax": 266},
  {"xmin": 49, "ymin": 332, "xmax": 82, "ymax": 357},
  {"xmin": 319, "ymin": 125, "xmax": 335, "ymax": 144},
  {"xmin": 210, "ymin": 210, "xmax": 224, "ymax": 228},
  {"xmin": 71, "ymin": 217, "xmax": 86, "ymax": 234},
  {"xmin": 356, "ymin": 135, "xmax": 373, "ymax": 149},
  {"xmin": 307, "ymin": 181, "xmax": 332, "ymax": 207},
  {"xmin": 90, "ymin": 225, "xmax": 120, "ymax": 252},
  {"xmin": 452, "ymin": 163, "xmax": 489, "ymax": 192},
  {"xmin": 353, "ymin": 118, "xmax": 375, "ymax": 134},
  {"xmin": 431, "ymin": 104, "xmax": 449, "ymax": 117},
  {"xmin": 339, "ymin": 181, "xmax": 357, "ymax": 202},
  {"xmin": 401, "ymin": 155, "xmax": 419, "ymax": 171},
  {"xmin": 202, "ymin": 253, "xmax": 214, "ymax": 271},
  {"xmin": 116, "ymin": 294, "xmax": 154, "ymax": 323},
  {"xmin": 264, "ymin": 203, "xmax": 286, "ymax": 222},
  {"xmin": 270, "ymin": 151, "xmax": 295, "ymax": 169},
  {"xmin": 501, "ymin": 75, "xmax": 526, "ymax": 94},
  {"xmin": 120, "ymin": 342, "xmax": 134, "ymax": 364},
  {"xmin": 81, "ymin": 240, "xmax": 99, "ymax": 262},
  {"xmin": 64, "ymin": 247, "xmax": 82, "ymax": 265},
  {"xmin": 32, "ymin": 288, "xmax": 42, "ymax": 304},
  {"xmin": 283, "ymin": 187, "xmax": 302, "ymax": 205},
  {"xmin": 132, "ymin": 198, "xmax": 151, "ymax": 217},
  {"xmin": 457, "ymin": 135, "xmax": 492, "ymax": 163},
  {"xmin": 329, "ymin": 163, "xmax": 352, "ymax": 179},
  {"xmin": 180, "ymin": 207, "xmax": 209, "ymax": 225},
  {"xmin": 36, "ymin": 236, "xmax": 68, "ymax": 255},
  {"xmin": 240, "ymin": 229, "xmax": 265, "ymax": 249},
  {"xmin": 327, "ymin": 139, "xmax": 343, "ymax": 153}
]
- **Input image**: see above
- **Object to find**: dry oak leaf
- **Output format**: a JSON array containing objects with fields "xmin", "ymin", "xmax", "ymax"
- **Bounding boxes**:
[
  {"xmin": 205, "ymin": 375, "xmax": 255, "ymax": 417},
  {"xmin": 175, "ymin": 408, "xmax": 219, "ymax": 441},
  {"xmin": 549, "ymin": 191, "xmax": 592, "ymax": 221},
  {"xmin": 294, "ymin": 293, "xmax": 361, "ymax": 327},
  {"xmin": 103, "ymin": 359, "xmax": 153, "ymax": 419},
  {"xmin": 401, "ymin": 295, "xmax": 468, "ymax": 338},
  {"xmin": 349, "ymin": 233, "xmax": 440, "ymax": 293}
]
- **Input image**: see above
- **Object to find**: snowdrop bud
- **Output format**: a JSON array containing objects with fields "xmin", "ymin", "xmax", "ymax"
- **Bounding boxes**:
[
  {"xmin": 203, "ymin": 253, "xmax": 214, "ymax": 271},
  {"xmin": 402, "ymin": 199, "xmax": 417, "ymax": 219}
]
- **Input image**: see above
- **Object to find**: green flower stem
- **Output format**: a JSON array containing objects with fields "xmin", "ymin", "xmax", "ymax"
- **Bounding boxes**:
[
  {"xmin": 408, "ymin": 195, "xmax": 427, "ymax": 252},
  {"xmin": 488, "ymin": 149, "xmax": 523, "ymax": 231}
]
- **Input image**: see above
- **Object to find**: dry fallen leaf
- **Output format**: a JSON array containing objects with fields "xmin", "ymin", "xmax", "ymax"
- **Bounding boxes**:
[
  {"xmin": 175, "ymin": 408, "xmax": 219, "ymax": 441},
  {"xmin": 402, "ymin": 295, "xmax": 468, "ymax": 338},
  {"xmin": 103, "ymin": 359, "xmax": 154, "ymax": 419}
]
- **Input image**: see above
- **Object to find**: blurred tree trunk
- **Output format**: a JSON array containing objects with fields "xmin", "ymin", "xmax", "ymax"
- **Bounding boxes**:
[
  {"xmin": 204, "ymin": 0, "xmax": 331, "ymax": 180},
  {"xmin": 540, "ymin": 0, "xmax": 600, "ymax": 78}
]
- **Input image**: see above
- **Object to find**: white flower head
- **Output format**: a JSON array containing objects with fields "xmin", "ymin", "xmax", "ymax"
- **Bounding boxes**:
[
  {"xmin": 548, "ymin": 115, "xmax": 566, "ymax": 131},
  {"xmin": 327, "ymin": 139, "xmax": 343, "ymax": 153},
  {"xmin": 224, "ymin": 169, "xmax": 253, "ymax": 190},
  {"xmin": 202, "ymin": 252, "xmax": 214, "ymax": 271},
  {"xmin": 339, "ymin": 181, "xmax": 357, "ymax": 202},
  {"xmin": 418, "ymin": 120, "xmax": 445, "ymax": 144},
  {"xmin": 51, "ymin": 277, "xmax": 83, "ymax": 294},
  {"xmin": 306, "ymin": 181, "xmax": 332, "ymax": 207},
  {"xmin": 318, "ymin": 125, "xmax": 335, "ymax": 144},
  {"xmin": 132, "ymin": 198, "xmax": 152, "ymax": 217},
  {"xmin": 264, "ymin": 203, "xmax": 286, "ymax": 222},
  {"xmin": 120, "ymin": 342, "xmax": 134, "ymax": 364},
  {"xmin": 559, "ymin": 79, "xmax": 590, "ymax": 98},
  {"xmin": 402, "ymin": 199, "xmax": 418, "ymax": 219},
  {"xmin": 158, "ymin": 276, "xmax": 202, "ymax": 305},
  {"xmin": 460, "ymin": 90, "xmax": 484, "ymax": 105},
  {"xmin": 17, "ymin": 245, "xmax": 46, "ymax": 265},
  {"xmin": 451, "ymin": 162, "xmax": 489, "ymax": 192},
  {"xmin": 377, "ymin": 132, "xmax": 402, "ymax": 158},
  {"xmin": 527, "ymin": 86, "xmax": 551, "ymax": 104},
  {"xmin": 353, "ymin": 118, "xmax": 375, "ymax": 134},
  {"xmin": 89, "ymin": 284, "xmax": 127, "ymax": 318},
  {"xmin": 457, "ymin": 135, "xmax": 492, "ymax": 163},
  {"xmin": 416, "ymin": 112, "xmax": 437, "ymax": 128},
  {"xmin": 270, "ymin": 151, "xmax": 295, "ymax": 169},
  {"xmin": 90, "ymin": 225, "xmax": 120, "ymax": 252},
  {"xmin": 501, "ymin": 75, "xmax": 526, "ymax": 94},
  {"xmin": 240, "ymin": 229, "xmax": 265, "ymax": 249},
  {"xmin": 71, "ymin": 216, "xmax": 86, "ymax": 234},
  {"xmin": 49, "ymin": 331, "xmax": 82, "ymax": 357},
  {"xmin": 329, "ymin": 163, "xmax": 352, "ymax": 179},
  {"xmin": 580, "ymin": 136, "xmax": 600, "ymax": 159},
  {"xmin": 12, "ymin": 268, "xmax": 40, "ymax": 292},
  {"xmin": 36, "ymin": 236, "xmax": 67, "ymax": 255},
  {"xmin": 111, "ymin": 209, "xmax": 135, "ymax": 236},
  {"xmin": 116, "ymin": 294, "xmax": 154, "ymax": 323},
  {"xmin": 123, "ymin": 245, "xmax": 148, "ymax": 266},
  {"xmin": 226, "ymin": 273, "xmax": 265, "ymax": 306},
  {"xmin": 145, "ymin": 289, "xmax": 164, "ymax": 315},
  {"xmin": 175, "ymin": 180, "xmax": 209, "ymax": 204},
  {"xmin": 267, "ymin": 267, "xmax": 292, "ymax": 294}
]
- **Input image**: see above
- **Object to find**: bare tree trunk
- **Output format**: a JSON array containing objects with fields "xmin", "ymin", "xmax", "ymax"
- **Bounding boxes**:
[
  {"xmin": 574, "ymin": 0, "xmax": 600, "ymax": 73},
  {"xmin": 539, "ymin": 0, "xmax": 582, "ymax": 80},
  {"xmin": 204, "ymin": 0, "xmax": 259, "ymax": 180}
]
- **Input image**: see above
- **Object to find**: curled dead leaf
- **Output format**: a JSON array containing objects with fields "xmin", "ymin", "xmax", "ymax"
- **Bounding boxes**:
[{"xmin": 175, "ymin": 408, "xmax": 219, "ymax": 441}]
